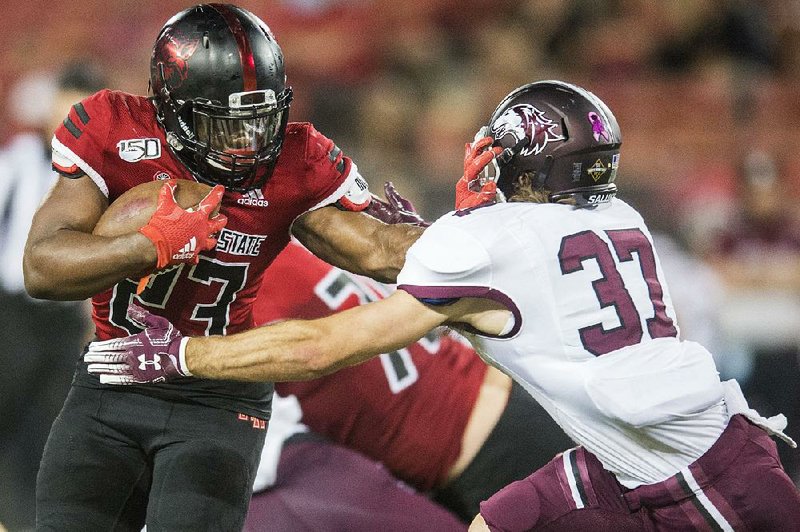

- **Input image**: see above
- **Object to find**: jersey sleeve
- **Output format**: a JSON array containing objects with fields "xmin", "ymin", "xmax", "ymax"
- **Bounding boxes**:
[
  {"xmin": 51, "ymin": 89, "xmax": 113, "ymax": 197},
  {"xmin": 397, "ymin": 220, "xmax": 494, "ymax": 300},
  {"xmin": 302, "ymin": 124, "xmax": 371, "ymax": 212}
]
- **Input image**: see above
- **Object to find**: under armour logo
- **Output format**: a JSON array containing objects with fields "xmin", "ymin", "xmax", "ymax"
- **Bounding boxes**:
[{"xmin": 138, "ymin": 354, "xmax": 162, "ymax": 371}]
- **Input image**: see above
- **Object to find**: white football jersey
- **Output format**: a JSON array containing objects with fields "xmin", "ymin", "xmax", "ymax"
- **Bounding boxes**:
[{"xmin": 397, "ymin": 199, "xmax": 728, "ymax": 488}]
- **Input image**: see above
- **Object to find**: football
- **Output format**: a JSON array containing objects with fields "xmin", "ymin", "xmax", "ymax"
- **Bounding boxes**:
[{"xmin": 93, "ymin": 179, "xmax": 216, "ymax": 237}]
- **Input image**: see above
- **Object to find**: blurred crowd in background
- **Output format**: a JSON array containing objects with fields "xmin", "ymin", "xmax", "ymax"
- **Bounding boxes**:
[{"xmin": 2, "ymin": 0, "xmax": 800, "ymax": 530}]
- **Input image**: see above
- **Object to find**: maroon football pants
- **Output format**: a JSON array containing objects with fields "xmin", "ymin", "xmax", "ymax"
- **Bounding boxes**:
[
  {"xmin": 480, "ymin": 415, "xmax": 800, "ymax": 531},
  {"xmin": 245, "ymin": 437, "xmax": 466, "ymax": 531}
]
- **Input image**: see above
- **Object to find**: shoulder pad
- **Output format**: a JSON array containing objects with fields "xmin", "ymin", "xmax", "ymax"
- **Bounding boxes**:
[{"xmin": 401, "ymin": 223, "xmax": 491, "ymax": 284}]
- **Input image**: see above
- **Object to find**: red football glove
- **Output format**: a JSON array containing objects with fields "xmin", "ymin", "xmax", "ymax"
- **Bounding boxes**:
[
  {"xmin": 139, "ymin": 180, "xmax": 227, "ymax": 269},
  {"xmin": 365, "ymin": 181, "xmax": 430, "ymax": 226},
  {"xmin": 455, "ymin": 136, "xmax": 503, "ymax": 210}
]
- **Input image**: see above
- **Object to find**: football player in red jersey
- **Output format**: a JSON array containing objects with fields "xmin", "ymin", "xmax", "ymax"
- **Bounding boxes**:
[
  {"xmin": 245, "ymin": 240, "xmax": 573, "ymax": 524},
  {"xmin": 24, "ymin": 4, "xmax": 421, "ymax": 531}
]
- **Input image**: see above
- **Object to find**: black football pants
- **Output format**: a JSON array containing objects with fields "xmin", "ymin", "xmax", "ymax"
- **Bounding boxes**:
[{"xmin": 36, "ymin": 385, "xmax": 267, "ymax": 531}]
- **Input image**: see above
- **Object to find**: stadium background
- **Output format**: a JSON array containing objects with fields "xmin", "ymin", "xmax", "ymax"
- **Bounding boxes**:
[{"xmin": 1, "ymin": 0, "xmax": 800, "ymax": 529}]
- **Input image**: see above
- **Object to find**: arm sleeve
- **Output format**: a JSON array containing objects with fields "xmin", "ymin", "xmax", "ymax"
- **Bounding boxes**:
[
  {"xmin": 51, "ymin": 89, "xmax": 113, "ymax": 197},
  {"xmin": 303, "ymin": 125, "xmax": 371, "ymax": 212}
]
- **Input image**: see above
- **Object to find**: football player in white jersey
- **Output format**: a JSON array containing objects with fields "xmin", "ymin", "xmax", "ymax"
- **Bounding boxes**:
[{"xmin": 86, "ymin": 80, "xmax": 800, "ymax": 531}]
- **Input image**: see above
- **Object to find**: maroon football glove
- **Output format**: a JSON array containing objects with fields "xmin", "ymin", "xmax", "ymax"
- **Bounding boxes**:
[
  {"xmin": 364, "ymin": 182, "xmax": 430, "ymax": 227},
  {"xmin": 84, "ymin": 303, "xmax": 191, "ymax": 385}
]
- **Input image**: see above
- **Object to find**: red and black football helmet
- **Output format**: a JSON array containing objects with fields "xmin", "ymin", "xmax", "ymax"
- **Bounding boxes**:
[
  {"xmin": 479, "ymin": 80, "xmax": 621, "ymax": 206},
  {"xmin": 150, "ymin": 3, "xmax": 293, "ymax": 191}
]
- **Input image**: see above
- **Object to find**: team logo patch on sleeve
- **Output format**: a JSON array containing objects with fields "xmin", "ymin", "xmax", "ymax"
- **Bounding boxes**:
[{"xmin": 118, "ymin": 139, "xmax": 162, "ymax": 162}]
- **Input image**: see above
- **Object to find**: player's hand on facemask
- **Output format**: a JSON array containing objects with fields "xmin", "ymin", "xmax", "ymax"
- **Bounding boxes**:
[
  {"xmin": 139, "ymin": 180, "xmax": 228, "ymax": 268},
  {"xmin": 455, "ymin": 136, "xmax": 503, "ymax": 210},
  {"xmin": 84, "ymin": 303, "xmax": 191, "ymax": 385},
  {"xmin": 365, "ymin": 181, "xmax": 430, "ymax": 226}
]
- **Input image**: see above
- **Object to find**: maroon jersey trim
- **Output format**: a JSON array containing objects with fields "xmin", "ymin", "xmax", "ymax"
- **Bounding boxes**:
[{"xmin": 397, "ymin": 284, "xmax": 522, "ymax": 338}]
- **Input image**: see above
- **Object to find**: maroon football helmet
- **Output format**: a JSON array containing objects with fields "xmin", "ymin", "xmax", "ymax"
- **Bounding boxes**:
[
  {"xmin": 150, "ymin": 4, "xmax": 293, "ymax": 191},
  {"xmin": 481, "ymin": 80, "xmax": 621, "ymax": 206}
]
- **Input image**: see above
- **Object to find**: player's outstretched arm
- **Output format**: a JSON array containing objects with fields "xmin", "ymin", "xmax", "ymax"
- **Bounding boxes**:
[
  {"xmin": 86, "ymin": 292, "xmax": 446, "ymax": 383},
  {"xmin": 292, "ymin": 201, "xmax": 424, "ymax": 284},
  {"xmin": 86, "ymin": 291, "xmax": 510, "ymax": 384}
]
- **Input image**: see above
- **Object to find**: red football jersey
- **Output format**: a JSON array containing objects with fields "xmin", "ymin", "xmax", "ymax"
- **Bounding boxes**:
[
  {"xmin": 256, "ymin": 241, "xmax": 488, "ymax": 490},
  {"xmin": 52, "ymin": 89, "xmax": 370, "ymax": 416}
]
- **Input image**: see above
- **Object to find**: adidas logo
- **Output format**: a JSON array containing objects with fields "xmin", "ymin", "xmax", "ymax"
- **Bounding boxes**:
[
  {"xmin": 237, "ymin": 189, "xmax": 269, "ymax": 207},
  {"xmin": 172, "ymin": 236, "xmax": 197, "ymax": 260}
]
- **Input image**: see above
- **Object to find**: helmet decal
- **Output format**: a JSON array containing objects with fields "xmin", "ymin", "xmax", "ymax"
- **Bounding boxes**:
[
  {"xmin": 208, "ymin": 3, "xmax": 258, "ymax": 91},
  {"xmin": 587, "ymin": 159, "xmax": 608, "ymax": 182},
  {"xmin": 491, "ymin": 104, "xmax": 565, "ymax": 157},
  {"xmin": 160, "ymin": 30, "xmax": 201, "ymax": 89},
  {"xmin": 587, "ymin": 112, "xmax": 609, "ymax": 142}
]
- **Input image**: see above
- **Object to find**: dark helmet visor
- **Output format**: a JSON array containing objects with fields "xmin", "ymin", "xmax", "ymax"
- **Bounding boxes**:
[{"xmin": 193, "ymin": 89, "xmax": 285, "ymax": 159}]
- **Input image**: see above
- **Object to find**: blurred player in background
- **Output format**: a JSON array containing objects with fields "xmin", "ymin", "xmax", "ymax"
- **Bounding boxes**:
[
  {"xmin": 24, "ymin": 4, "xmax": 420, "ymax": 530},
  {"xmin": 245, "ymin": 238, "xmax": 573, "ymax": 524},
  {"xmin": 703, "ymin": 148, "xmax": 800, "ymax": 480},
  {"xmin": 0, "ymin": 60, "xmax": 102, "ymax": 530},
  {"xmin": 245, "ymin": 394, "xmax": 467, "ymax": 531},
  {"xmin": 88, "ymin": 80, "xmax": 800, "ymax": 530}
]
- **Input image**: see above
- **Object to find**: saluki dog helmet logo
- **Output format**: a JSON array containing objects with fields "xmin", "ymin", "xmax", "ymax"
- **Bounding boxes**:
[{"xmin": 490, "ymin": 104, "xmax": 565, "ymax": 157}]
